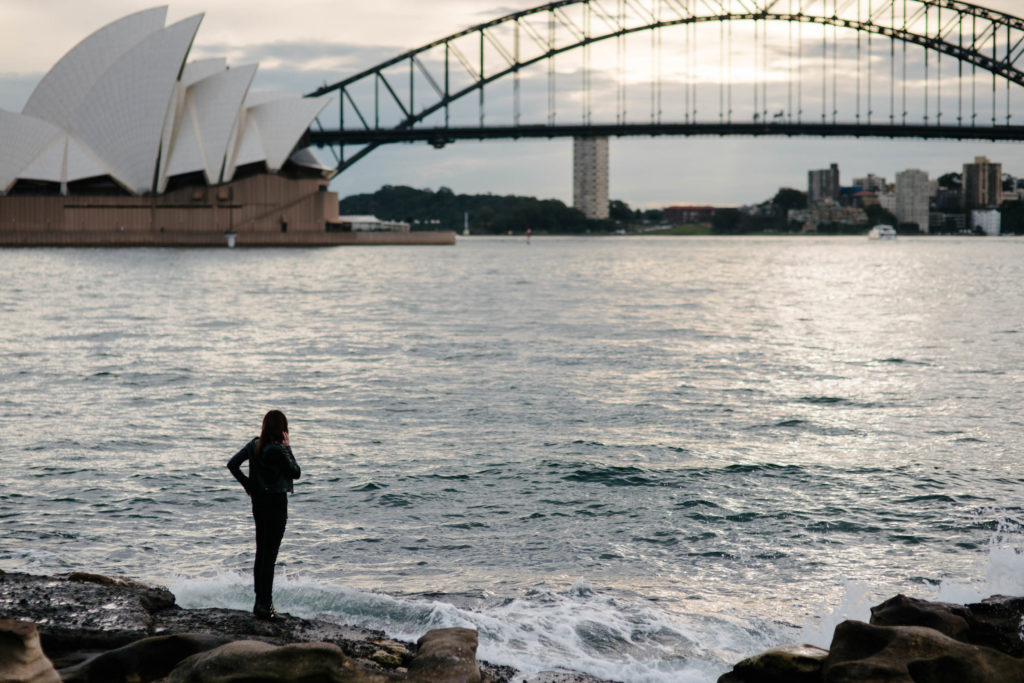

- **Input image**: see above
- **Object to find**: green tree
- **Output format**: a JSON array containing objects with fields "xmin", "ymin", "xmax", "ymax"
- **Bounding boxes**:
[
  {"xmin": 711, "ymin": 208, "xmax": 744, "ymax": 234},
  {"xmin": 608, "ymin": 199, "xmax": 634, "ymax": 221},
  {"xmin": 864, "ymin": 204, "xmax": 898, "ymax": 227},
  {"xmin": 770, "ymin": 188, "xmax": 807, "ymax": 231},
  {"xmin": 1000, "ymin": 201, "xmax": 1024, "ymax": 234}
]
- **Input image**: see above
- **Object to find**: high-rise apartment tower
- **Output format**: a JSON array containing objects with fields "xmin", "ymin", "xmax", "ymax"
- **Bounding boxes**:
[
  {"xmin": 895, "ymin": 169, "xmax": 931, "ymax": 233},
  {"xmin": 808, "ymin": 163, "xmax": 840, "ymax": 205},
  {"xmin": 962, "ymin": 156, "xmax": 1003, "ymax": 209},
  {"xmin": 573, "ymin": 136, "xmax": 610, "ymax": 220}
]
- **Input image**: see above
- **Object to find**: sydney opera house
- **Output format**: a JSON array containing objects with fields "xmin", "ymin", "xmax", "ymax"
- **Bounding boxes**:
[{"xmin": 0, "ymin": 7, "xmax": 450, "ymax": 246}]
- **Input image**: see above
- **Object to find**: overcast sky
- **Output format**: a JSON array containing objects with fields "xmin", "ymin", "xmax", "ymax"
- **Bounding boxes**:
[{"xmin": 2, "ymin": 0, "xmax": 1023, "ymax": 208}]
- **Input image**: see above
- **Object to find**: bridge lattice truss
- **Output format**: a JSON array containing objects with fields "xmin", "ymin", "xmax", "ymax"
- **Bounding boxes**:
[{"xmin": 306, "ymin": 0, "xmax": 1024, "ymax": 173}]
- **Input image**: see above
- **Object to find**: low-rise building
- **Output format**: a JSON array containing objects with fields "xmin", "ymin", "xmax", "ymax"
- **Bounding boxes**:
[
  {"xmin": 336, "ymin": 215, "xmax": 411, "ymax": 232},
  {"xmin": 787, "ymin": 201, "xmax": 868, "ymax": 231},
  {"xmin": 970, "ymin": 209, "xmax": 1001, "ymax": 235}
]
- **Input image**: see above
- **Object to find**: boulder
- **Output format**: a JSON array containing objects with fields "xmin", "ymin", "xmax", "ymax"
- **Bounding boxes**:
[
  {"xmin": 717, "ymin": 643, "xmax": 829, "ymax": 683},
  {"xmin": 58, "ymin": 632, "xmax": 232, "ymax": 682},
  {"xmin": 0, "ymin": 570, "xmax": 171, "ymax": 658},
  {"xmin": 961, "ymin": 595, "xmax": 1024, "ymax": 657},
  {"xmin": 870, "ymin": 593, "xmax": 1024, "ymax": 658},
  {"xmin": 407, "ymin": 628, "xmax": 481, "ymax": 683},
  {"xmin": 870, "ymin": 595, "xmax": 972, "ymax": 641},
  {"xmin": 167, "ymin": 639, "xmax": 392, "ymax": 682},
  {"xmin": 0, "ymin": 619, "xmax": 61, "ymax": 683},
  {"xmin": 823, "ymin": 619, "xmax": 1024, "ymax": 683}
]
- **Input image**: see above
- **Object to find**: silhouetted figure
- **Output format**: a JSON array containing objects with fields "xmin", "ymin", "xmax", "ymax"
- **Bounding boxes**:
[{"xmin": 227, "ymin": 410, "xmax": 301, "ymax": 620}]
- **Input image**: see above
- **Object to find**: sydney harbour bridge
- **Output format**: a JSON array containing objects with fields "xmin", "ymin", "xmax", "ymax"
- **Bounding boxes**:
[{"xmin": 304, "ymin": 0, "xmax": 1024, "ymax": 175}]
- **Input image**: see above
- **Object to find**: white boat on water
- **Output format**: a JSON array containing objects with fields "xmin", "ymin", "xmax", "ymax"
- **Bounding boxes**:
[{"xmin": 868, "ymin": 224, "xmax": 897, "ymax": 240}]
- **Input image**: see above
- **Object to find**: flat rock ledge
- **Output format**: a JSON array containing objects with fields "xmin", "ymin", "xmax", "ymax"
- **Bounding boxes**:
[
  {"xmin": 718, "ymin": 593, "xmax": 1024, "ymax": 683},
  {"xmin": 0, "ymin": 570, "xmax": 611, "ymax": 683}
]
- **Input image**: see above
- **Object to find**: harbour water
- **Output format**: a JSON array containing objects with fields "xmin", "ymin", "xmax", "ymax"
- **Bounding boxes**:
[{"xmin": 2, "ymin": 236, "xmax": 1023, "ymax": 681}]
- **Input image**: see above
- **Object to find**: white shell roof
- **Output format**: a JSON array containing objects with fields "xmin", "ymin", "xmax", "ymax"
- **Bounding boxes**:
[
  {"xmin": 3, "ymin": 8, "xmax": 333, "ymax": 196},
  {"xmin": 180, "ymin": 58, "xmax": 227, "ymax": 87},
  {"xmin": 70, "ymin": 14, "xmax": 204, "ymax": 194},
  {"xmin": 22, "ymin": 7, "xmax": 168, "ymax": 130},
  {"xmin": 244, "ymin": 97, "xmax": 330, "ymax": 172},
  {"xmin": 0, "ymin": 111, "xmax": 64, "ymax": 192},
  {"xmin": 191, "ymin": 64, "xmax": 258, "ymax": 183}
]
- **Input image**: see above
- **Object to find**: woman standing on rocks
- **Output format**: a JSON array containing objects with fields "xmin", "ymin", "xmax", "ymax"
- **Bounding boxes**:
[{"xmin": 227, "ymin": 410, "xmax": 301, "ymax": 620}]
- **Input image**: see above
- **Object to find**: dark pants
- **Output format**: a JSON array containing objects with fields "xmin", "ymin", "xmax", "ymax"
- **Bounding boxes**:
[{"xmin": 251, "ymin": 493, "xmax": 288, "ymax": 607}]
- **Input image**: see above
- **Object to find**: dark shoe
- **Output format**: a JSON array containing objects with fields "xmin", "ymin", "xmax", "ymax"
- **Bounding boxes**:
[{"xmin": 253, "ymin": 602, "xmax": 278, "ymax": 620}]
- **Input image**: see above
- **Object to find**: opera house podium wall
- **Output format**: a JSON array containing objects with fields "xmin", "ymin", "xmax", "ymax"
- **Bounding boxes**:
[{"xmin": 0, "ymin": 174, "xmax": 456, "ymax": 247}]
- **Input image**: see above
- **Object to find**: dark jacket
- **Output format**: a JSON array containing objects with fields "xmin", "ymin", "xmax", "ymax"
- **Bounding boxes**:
[{"xmin": 228, "ymin": 438, "xmax": 301, "ymax": 496}]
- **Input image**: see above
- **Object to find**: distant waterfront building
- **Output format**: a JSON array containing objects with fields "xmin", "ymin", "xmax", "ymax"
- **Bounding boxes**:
[
  {"xmin": 808, "ymin": 163, "xmax": 840, "ymax": 205},
  {"xmin": 971, "ymin": 209, "xmax": 1001, "ymax": 235},
  {"xmin": 934, "ymin": 185, "xmax": 962, "ymax": 212},
  {"xmin": 336, "ymin": 215, "xmax": 411, "ymax": 232},
  {"xmin": 664, "ymin": 205, "xmax": 714, "ymax": 225},
  {"xmin": 894, "ymin": 169, "xmax": 931, "ymax": 233},
  {"xmin": 877, "ymin": 192, "xmax": 897, "ymax": 214},
  {"xmin": 852, "ymin": 191, "xmax": 879, "ymax": 208},
  {"xmin": 573, "ymin": 136, "xmax": 609, "ymax": 219},
  {"xmin": 962, "ymin": 156, "xmax": 1002, "ymax": 208},
  {"xmin": 787, "ymin": 201, "xmax": 867, "ymax": 230},
  {"xmin": 853, "ymin": 173, "xmax": 887, "ymax": 193}
]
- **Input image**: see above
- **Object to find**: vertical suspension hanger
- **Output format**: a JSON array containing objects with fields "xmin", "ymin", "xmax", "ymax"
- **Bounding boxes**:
[
  {"xmin": 1006, "ymin": 20, "xmax": 1012, "ymax": 127},
  {"xmin": 832, "ymin": 0, "xmax": 837, "ymax": 125},
  {"xmin": 992, "ymin": 15, "xmax": 997, "ymax": 128},
  {"xmin": 763, "ymin": 4, "xmax": 768, "ymax": 124},
  {"xmin": 857, "ymin": 0, "xmax": 862, "ymax": 125},
  {"xmin": 958, "ymin": 9, "xmax": 963, "ymax": 127},
  {"xmin": 515, "ymin": 19, "xmax": 521, "ymax": 127},
  {"xmin": 972, "ymin": 12, "xmax": 977, "ymax": 127},
  {"xmin": 798, "ymin": 0, "xmax": 802, "ymax": 124},
  {"xmin": 867, "ymin": 0, "xmax": 872, "ymax": 125},
  {"xmin": 822, "ymin": 3, "xmax": 827, "ymax": 125},
  {"xmin": 890, "ymin": 0, "xmax": 895, "ymax": 126},
  {"xmin": 902, "ymin": 0, "xmax": 907, "ymax": 126},
  {"xmin": 787, "ymin": 0, "xmax": 793, "ymax": 124},
  {"xmin": 924, "ymin": 2, "xmax": 929, "ymax": 125},
  {"xmin": 548, "ymin": 8, "xmax": 556, "ymax": 126},
  {"xmin": 755, "ymin": 8, "xmax": 761, "ymax": 121},
  {"xmin": 936, "ymin": 3, "xmax": 941, "ymax": 127}
]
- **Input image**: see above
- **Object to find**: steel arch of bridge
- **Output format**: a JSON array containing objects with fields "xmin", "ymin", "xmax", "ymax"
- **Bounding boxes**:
[{"xmin": 306, "ymin": 0, "xmax": 1024, "ymax": 173}]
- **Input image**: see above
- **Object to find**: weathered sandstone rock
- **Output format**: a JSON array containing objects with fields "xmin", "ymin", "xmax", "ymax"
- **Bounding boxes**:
[
  {"xmin": 0, "ymin": 619, "xmax": 61, "ymax": 683},
  {"xmin": 717, "ymin": 643, "xmax": 829, "ymax": 683},
  {"xmin": 59, "ymin": 632, "xmax": 232, "ymax": 682},
  {"xmin": 871, "ymin": 593, "xmax": 1024, "ymax": 658},
  {"xmin": 167, "ymin": 639, "xmax": 392, "ymax": 682},
  {"xmin": 823, "ymin": 619, "xmax": 1024, "ymax": 683},
  {"xmin": 407, "ymin": 627, "xmax": 482, "ymax": 683}
]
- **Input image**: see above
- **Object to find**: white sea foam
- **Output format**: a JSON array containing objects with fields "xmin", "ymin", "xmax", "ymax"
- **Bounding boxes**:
[
  {"xmin": 799, "ymin": 522, "xmax": 1024, "ymax": 650},
  {"xmin": 936, "ymin": 522, "xmax": 1024, "ymax": 604},
  {"xmin": 170, "ymin": 573, "xmax": 781, "ymax": 683}
]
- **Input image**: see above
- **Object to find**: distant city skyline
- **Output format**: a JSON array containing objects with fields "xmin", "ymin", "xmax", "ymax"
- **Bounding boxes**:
[{"xmin": 2, "ymin": 0, "xmax": 1022, "ymax": 208}]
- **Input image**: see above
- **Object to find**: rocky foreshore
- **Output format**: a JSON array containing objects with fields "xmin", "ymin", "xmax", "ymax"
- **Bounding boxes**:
[
  {"xmin": 717, "ymin": 592, "xmax": 1024, "ymax": 682},
  {"xmin": 6, "ymin": 569, "xmax": 1023, "ymax": 683},
  {"xmin": 0, "ymin": 569, "xmax": 608, "ymax": 682}
]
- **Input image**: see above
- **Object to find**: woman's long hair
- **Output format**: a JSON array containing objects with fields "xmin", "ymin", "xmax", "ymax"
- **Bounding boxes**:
[{"xmin": 256, "ymin": 410, "xmax": 288, "ymax": 455}]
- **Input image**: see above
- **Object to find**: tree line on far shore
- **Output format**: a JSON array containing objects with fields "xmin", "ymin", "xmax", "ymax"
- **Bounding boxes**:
[{"xmin": 338, "ymin": 185, "xmax": 660, "ymax": 234}]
